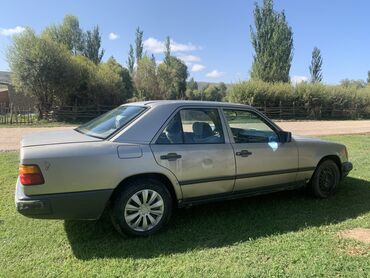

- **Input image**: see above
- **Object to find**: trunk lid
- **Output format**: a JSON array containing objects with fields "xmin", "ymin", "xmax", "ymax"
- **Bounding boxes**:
[{"xmin": 21, "ymin": 129, "xmax": 102, "ymax": 148}]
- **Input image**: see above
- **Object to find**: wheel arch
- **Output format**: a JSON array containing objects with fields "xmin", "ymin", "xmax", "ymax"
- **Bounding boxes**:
[
  {"xmin": 315, "ymin": 154, "xmax": 342, "ymax": 177},
  {"xmin": 109, "ymin": 172, "xmax": 181, "ymax": 207}
]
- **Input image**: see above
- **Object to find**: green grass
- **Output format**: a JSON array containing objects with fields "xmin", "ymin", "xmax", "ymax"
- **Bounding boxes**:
[{"xmin": 0, "ymin": 134, "xmax": 369, "ymax": 277}]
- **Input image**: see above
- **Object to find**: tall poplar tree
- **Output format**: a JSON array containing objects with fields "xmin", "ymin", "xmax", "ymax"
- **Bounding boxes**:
[
  {"xmin": 309, "ymin": 47, "xmax": 323, "ymax": 83},
  {"xmin": 127, "ymin": 44, "xmax": 135, "ymax": 75},
  {"xmin": 250, "ymin": 0, "xmax": 293, "ymax": 83},
  {"xmin": 83, "ymin": 26, "xmax": 104, "ymax": 64},
  {"xmin": 135, "ymin": 27, "xmax": 144, "ymax": 61}
]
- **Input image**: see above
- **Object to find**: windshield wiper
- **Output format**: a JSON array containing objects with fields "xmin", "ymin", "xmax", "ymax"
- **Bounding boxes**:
[{"xmin": 74, "ymin": 128, "xmax": 104, "ymax": 139}]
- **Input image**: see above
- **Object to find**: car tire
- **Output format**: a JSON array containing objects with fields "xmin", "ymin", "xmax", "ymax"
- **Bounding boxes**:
[
  {"xmin": 111, "ymin": 178, "xmax": 172, "ymax": 237},
  {"xmin": 310, "ymin": 160, "xmax": 340, "ymax": 198}
]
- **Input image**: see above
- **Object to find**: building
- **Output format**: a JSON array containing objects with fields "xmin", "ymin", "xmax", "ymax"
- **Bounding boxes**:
[{"xmin": 0, "ymin": 71, "xmax": 35, "ymax": 108}]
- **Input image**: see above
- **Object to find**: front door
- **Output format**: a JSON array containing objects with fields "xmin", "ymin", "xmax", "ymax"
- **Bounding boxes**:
[
  {"xmin": 150, "ymin": 107, "xmax": 235, "ymax": 199},
  {"xmin": 222, "ymin": 109, "xmax": 298, "ymax": 192}
]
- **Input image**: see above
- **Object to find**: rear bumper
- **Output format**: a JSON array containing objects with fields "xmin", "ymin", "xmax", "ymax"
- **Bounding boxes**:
[
  {"xmin": 342, "ymin": 161, "xmax": 353, "ymax": 178},
  {"xmin": 15, "ymin": 179, "xmax": 113, "ymax": 220}
]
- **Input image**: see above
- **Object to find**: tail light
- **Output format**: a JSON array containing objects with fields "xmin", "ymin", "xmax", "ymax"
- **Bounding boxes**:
[{"xmin": 19, "ymin": 165, "xmax": 44, "ymax": 185}]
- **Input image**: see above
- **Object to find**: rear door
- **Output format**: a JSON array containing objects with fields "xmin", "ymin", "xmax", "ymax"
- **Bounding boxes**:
[
  {"xmin": 222, "ymin": 108, "xmax": 298, "ymax": 192},
  {"xmin": 150, "ymin": 107, "xmax": 235, "ymax": 199}
]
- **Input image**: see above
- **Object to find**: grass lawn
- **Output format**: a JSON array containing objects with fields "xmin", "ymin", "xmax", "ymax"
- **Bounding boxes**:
[{"xmin": 0, "ymin": 134, "xmax": 369, "ymax": 277}]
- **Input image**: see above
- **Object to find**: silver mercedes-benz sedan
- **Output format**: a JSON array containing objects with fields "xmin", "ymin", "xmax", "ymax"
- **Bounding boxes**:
[{"xmin": 15, "ymin": 101, "xmax": 353, "ymax": 236}]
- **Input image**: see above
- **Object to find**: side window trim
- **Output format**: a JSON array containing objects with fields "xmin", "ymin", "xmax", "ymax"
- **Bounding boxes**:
[
  {"xmin": 221, "ymin": 108, "xmax": 280, "ymax": 144},
  {"xmin": 151, "ymin": 106, "xmax": 227, "ymax": 145}
]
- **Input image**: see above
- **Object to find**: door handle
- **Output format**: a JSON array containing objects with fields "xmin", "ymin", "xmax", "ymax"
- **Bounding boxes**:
[
  {"xmin": 160, "ymin": 153, "xmax": 182, "ymax": 161},
  {"xmin": 236, "ymin": 150, "xmax": 252, "ymax": 157}
]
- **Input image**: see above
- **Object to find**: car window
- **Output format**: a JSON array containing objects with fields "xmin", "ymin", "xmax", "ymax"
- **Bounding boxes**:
[
  {"xmin": 223, "ymin": 109, "xmax": 279, "ymax": 143},
  {"xmin": 156, "ymin": 108, "xmax": 224, "ymax": 144},
  {"xmin": 76, "ymin": 105, "xmax": 146, "ymax": 139}
]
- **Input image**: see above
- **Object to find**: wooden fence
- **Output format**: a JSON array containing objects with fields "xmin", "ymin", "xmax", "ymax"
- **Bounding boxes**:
[
  {"xmin": 255, "ymin": 101, "xmax": 368, "ymax": 120},
  {"xmin": 0, "ymin": 104, "xmax": 117, "ymax": 124},
  {"xmin": 0, "ymin": 102, "xmax": 369, "ymax": 125},
  {"xmin": 48, "ymin": 105, "xmax": 117, "ymax": 122},
  {"xmin": 0, "ymin": 103, "xmax": 36, "ymax": 124}
]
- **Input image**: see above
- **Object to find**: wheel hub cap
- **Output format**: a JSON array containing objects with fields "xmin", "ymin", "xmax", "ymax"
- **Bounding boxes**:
[
  {"xmin": 124, "ymin": 189, "xmax": 164, "ymax": 232},
  {"xmin": 319, "ymin": 167, "xmax": 335, "ymax": 192}
]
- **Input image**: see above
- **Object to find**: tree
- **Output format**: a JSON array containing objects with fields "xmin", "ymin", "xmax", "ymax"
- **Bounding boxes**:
[
  {"xmin": 203, "ymin": 85, "xmax": 221, "ymax": 101},
  {"xmin": 185, "ymin": 78, "xmax": 198, "ymax": 99},
  {"xmin": 188, "ymin": 78, "xmax": 198, "ymax": 90},
  {"xmin": 8, "ymin": 29, "xmax": 77, "ymax": 118},
  {"xmin": 42, "ymin": 15, "xmax": 84, "ymax": 55},
  {"xmin": 250, "ymin": 0, "xmax": 293, "ymax": 83},
  {"xmin": 158, "ymin": 56, "xmax": 188, "ymax": 99},
  {"xmin": 135, "ymin": 27, "xmax": 144, "ymax": 61},
  {"xmin": 189, "ymin": 83, "xmax": 227, "ymax": 101},
  {"xmin": 70, "ymin": 56, "xmax": 134, "ymax": 106},
  {"xmin": 157, "ymin": 37, "xmax": 188, "ymax": 99},
  {"xmin": 151, "ymin": 54, "xmax": 156, "ymax": 64},
  {"xmin": 309, "ymin": 47, "xmax": 323, "ymax": 83},
  {"xmin": 95, "ymin": 57, "xmax": 133, "ymax": 104},
  {"xmin": 218, "ymin": 82, "xmax": 228, "ymax": 97},
  {"xmin": 134, "ymin": 56, "xmax": 159, "ymax": 100},
  {"xmin": 69, "ymin": 55, "xmax": 98, "ymax": 106},
  {"xmin": 104, "ymin": 57, "xmax": 134, "ymax": 102},
  {"xmin": 367, "ymin": 70, "xmax": 370, "ymax": 84},
  {"xmin": 83, "ymin": 26, "xmax": 104, "ymax": 64},
  {"xmin": 340, "ymin": 79, "xmax": 366, "ymax": 89},
  {"xmin": 164, "ymin": 36, "xmax": 171, "ymax": 62},
  {"xmin": 127, "ymin": 44, "xmax": 135, "ymax": 75}
]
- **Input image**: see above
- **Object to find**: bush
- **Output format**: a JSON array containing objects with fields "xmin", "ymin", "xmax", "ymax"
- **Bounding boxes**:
[{"xmin": 228, "ymin": 80, "xmax": 370, "ymax": 119}]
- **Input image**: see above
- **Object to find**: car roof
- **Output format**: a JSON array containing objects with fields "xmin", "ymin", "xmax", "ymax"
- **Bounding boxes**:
[{"xmin": 123, "ymin": 100, "xmax": 253, "ymax": 109}]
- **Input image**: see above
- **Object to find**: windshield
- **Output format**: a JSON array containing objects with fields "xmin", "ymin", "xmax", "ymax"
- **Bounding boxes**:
[{"xmin": 76, "ymin": 105, "xmax": 147, "ymax": 139}]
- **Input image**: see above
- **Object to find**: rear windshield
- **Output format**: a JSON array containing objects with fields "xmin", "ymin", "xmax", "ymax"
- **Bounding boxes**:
[{"xmin": 76, "ymin": 105, "xmax": 146, "ymax": 139}]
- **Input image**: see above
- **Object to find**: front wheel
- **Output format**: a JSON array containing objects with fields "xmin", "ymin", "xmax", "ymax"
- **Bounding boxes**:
[
  {"xmin": 111, "ymin": 178, "xmax": 172, "ymax": 237},
  {"xmin": 310, "ymin": 160, "xmax": 340, "ymax": 198}
]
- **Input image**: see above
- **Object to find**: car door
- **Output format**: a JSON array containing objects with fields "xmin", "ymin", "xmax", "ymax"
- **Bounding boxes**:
[
  {"xmin": 150, "ymin": 107, "xmax": 236, "ymax": 199},
  {"xmin": 222, "ymin": 108, "xmax": 298, "ymax": 192}
]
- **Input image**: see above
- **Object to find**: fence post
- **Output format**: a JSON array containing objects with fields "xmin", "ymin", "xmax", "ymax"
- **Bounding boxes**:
[
  {"xmin": 279, "ymin": 101, "xmax": 282, "ymax": 119},
  {"xmin": 15, "ymin": 106, "xmax": 18, "ymax": 124},
  {"xmin": 9, "ymin": 103, "xmax": 13, "ymax": 124}
]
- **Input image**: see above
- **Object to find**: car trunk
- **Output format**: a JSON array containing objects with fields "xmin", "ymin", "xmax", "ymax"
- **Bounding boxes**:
[{"xmin": 21, "ymin": 129, "xmax": 102, "ymax": 148}]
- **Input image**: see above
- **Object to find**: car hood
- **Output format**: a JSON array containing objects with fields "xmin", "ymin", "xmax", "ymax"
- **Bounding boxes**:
[
  {"xmin": 21, "ymin": 129, "xmax": 102, "ymax": 148},
  {"xmin": 292, "ymin": 135, "xmax": 324, "ymax": 142},
  {"xmin": 292, "ymin": 134, "xmax": 344, "ymax": 147}
]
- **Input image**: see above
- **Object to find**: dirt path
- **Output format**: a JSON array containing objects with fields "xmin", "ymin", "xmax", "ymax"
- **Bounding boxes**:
[
  {"xmin": 277, "ymin": 120, "xmax": 370, "ymax": 136},
  {"xmin": 0, "ymin": 120, "xmax": 369, "ymax": 151},
  {"xmin": 0, "ymin": 126, "xmax": 73, "ymax": 151}
]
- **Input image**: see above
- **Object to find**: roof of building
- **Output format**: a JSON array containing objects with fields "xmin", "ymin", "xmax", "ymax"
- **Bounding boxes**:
[{"xmin": 0, "ymin": 71, "xmax": 11, "ymax": 85}]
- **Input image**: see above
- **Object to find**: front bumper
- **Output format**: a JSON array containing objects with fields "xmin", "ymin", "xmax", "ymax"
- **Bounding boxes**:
[
  {"xmin": 15, "ymin": 179, "xmax": 113, "ymax": 220},
  {"xmin": 342, "ymin": 161, "xmax": 353, "ymax": 178}
]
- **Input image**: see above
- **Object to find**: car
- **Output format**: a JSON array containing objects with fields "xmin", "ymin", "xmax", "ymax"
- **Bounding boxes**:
[{"xmin": 15, "ymin": 100, "xmax": 353, "ymax": 236}]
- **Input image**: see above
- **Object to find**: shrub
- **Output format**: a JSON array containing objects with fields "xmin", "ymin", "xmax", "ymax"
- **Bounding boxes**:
[{"xmin": 228, "ymin": 80, "xmax": 370, "ymax": 119}]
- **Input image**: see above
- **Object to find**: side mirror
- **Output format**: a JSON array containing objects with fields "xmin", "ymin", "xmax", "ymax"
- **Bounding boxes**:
[{"xmin": 278, "ymin": 131, "xmax": 292, "ymax": 143}]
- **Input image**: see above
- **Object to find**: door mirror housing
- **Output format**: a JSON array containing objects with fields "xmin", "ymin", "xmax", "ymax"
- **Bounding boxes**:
[{"xmin": 278, "ymin": 131, "xmax": 292, "ymax": 143}]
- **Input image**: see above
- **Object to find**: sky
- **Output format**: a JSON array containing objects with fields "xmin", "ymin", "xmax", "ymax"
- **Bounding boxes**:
[{"xmin": 0, "ymin": 0, "xmax": 370, "ymax": 84}]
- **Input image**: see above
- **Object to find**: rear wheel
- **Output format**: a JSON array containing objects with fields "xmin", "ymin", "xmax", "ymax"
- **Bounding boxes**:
[
  {"xmin": 310, "ymin": 160, "xmax": 340, "ymax": 198},
  {"xmin": 111, "ymin": 178, "xmax": 172, "ymax": 237}
]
